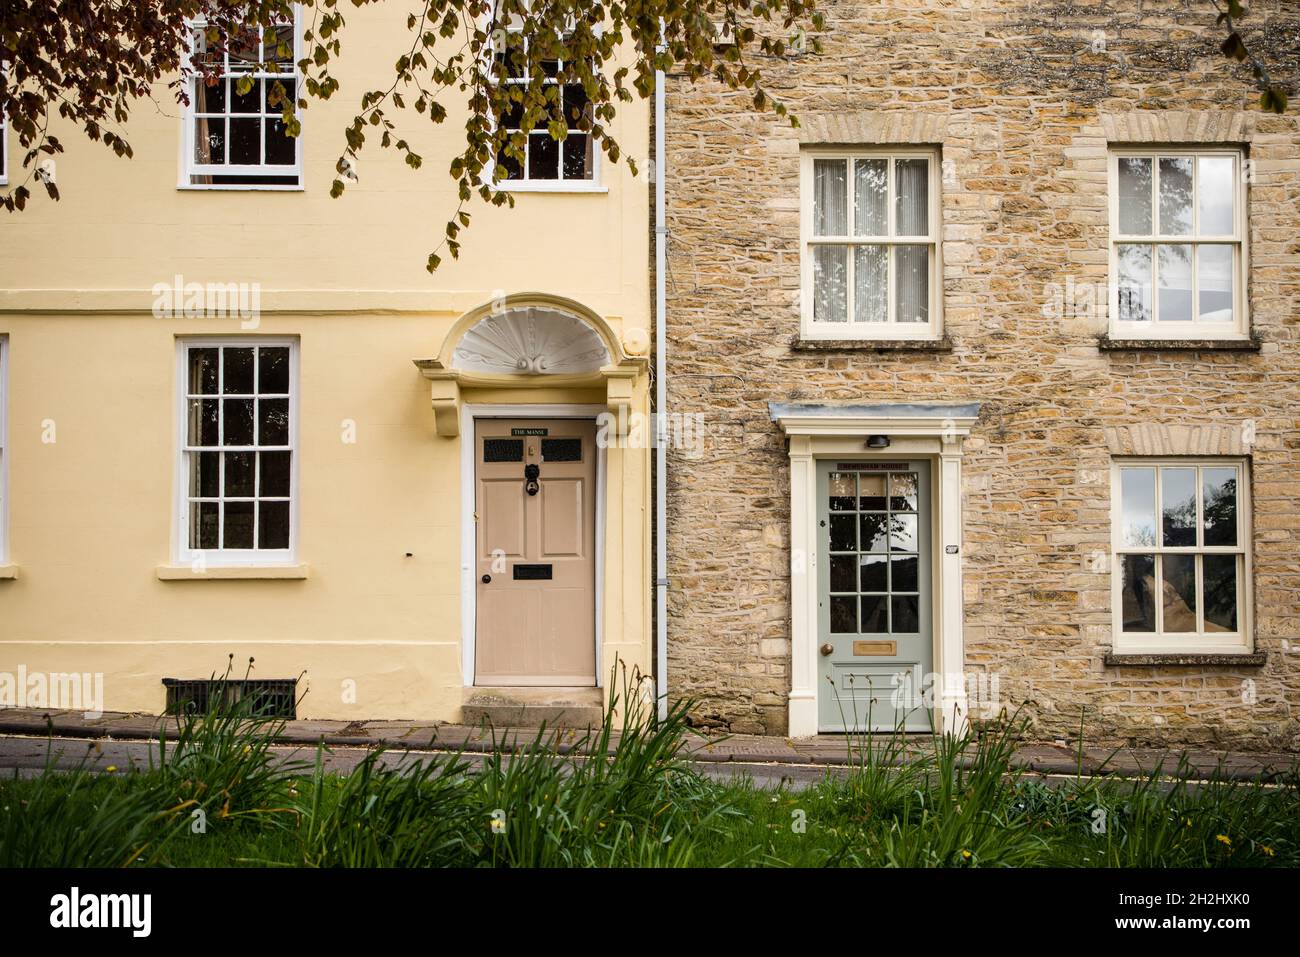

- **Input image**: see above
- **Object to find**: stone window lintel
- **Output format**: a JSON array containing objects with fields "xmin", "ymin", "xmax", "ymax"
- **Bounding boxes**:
[
  {"xmin": 1103, "ymin": 424, "xmax": 1249, "ymax": 457},
  {"xmin": 798, "ymin": 112, "xmax": 948, "ymax": 146},
  {"xmin": 1098, "ymin": 110, "xmax": 1254, "ymax": 145}
]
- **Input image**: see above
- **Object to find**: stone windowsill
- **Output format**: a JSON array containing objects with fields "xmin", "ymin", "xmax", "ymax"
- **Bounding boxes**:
[
  {"xmin": 156, "ymin": 564, "xmax": 310, "ymax": 581},
  {"xmin": 792, "ymin": 336, "xmax": 953, "ymax": 353},
  {"xmin": 1098, "ymin": 335, "xmax": 1261, "ymax": 353},
  {"xmin": 0, "ymin": 564, "xmax": 17, "ymax": 580},
  {"xmin": 1104, "ymin": 651, "xmax": 1267, "ymax": 667}
]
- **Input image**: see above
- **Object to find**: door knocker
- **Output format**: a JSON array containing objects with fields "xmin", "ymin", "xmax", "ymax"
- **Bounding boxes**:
[{"xmin": 524, "ymin": 463, "xmax": 540, "ymax": 496}]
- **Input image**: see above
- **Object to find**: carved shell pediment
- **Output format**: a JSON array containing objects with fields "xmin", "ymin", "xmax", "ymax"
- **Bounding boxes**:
[{"xmin": 450, "ymin": 306, "xmax": 611, "ymax": 375}]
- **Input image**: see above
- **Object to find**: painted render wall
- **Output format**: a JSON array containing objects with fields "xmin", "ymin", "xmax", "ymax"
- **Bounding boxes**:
[
  {"xmin": 663, "ymin": 0, "xmax": 1300, "ymax": 749},
  {"xmin": 0, "ymin": 6, "xmax": 653, "ymax": 720}
]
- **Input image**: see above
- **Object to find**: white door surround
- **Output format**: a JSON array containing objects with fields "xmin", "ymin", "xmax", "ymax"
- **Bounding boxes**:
[{"xmin": 770, "ymin": 402, "xmax": 981, "ymax": 737}]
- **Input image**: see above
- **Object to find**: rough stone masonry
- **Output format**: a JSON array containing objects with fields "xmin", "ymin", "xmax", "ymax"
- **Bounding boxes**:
[{"xmin": 662, "ymin": 0, "xmax": 1300, "ymax": 749}]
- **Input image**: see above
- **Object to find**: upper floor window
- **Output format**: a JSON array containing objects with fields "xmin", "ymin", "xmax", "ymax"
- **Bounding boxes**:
[
  {"xmin": 184, "ymin": 12, "xmax": 301, "ymax": 189},
  {"xmin": 178, "ymin": 340, "xmax": 297, "ymax": 565},
  {"xmin": 1109, "ymin": 148, "xmax": 1247, "ymax": 339},
  {"xmin": 1112, "ymin": 459, "xmax": 1251, "ymax": 653},
  {"xmin": 490, "ymin": 24, "xmax": 597, "ymax": 188},
  {"xmin": 800, "ymin": 149, "xmax": 942, "ymax": 339}
]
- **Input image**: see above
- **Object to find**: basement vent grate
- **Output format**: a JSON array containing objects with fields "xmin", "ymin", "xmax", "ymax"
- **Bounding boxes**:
[{"xmin": 162, "ymin": 678, "xmax": 298, "ymax": 719}]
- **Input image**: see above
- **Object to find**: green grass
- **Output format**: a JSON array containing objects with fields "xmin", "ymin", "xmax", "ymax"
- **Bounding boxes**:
[{"xmin": 2, "ymin": 666, "xmax": 1296, "ymax": 868}]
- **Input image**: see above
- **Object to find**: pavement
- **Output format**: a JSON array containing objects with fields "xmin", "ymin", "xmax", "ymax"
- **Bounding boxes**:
[{"xmin": 0, "ymin": 707, "xmax": 1295, "ymax": 784}]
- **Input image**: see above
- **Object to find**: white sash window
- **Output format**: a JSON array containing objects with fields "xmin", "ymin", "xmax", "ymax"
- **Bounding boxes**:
[
  {"xmin": 177, "ymin": 340, "xmax": 298, "ymax": 565},
  {"xmin": 183, "ymin": 11, "xmax": 302, "ymax": 189},
  {"xmin": 1109, "ymin": 149, "xmax": 1248, "ymax": 339},
  {"xmin": 800, "ymin": 148, "xmax": 943, "ymax": 340}
]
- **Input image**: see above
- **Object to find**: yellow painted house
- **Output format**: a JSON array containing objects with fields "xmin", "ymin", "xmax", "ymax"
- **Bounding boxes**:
[{"xmin": 0, "ymin": 7, "xmax": 654, "ymax": 722}]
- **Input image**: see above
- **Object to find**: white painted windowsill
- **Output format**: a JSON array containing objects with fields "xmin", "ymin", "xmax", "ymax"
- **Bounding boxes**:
[
  {"xmin": 156, "ymin": 563, "xmax": 310, "ymax": 580},
  {"xmin": 0, "ymin": 564, "xmax": 18, "ymax": 580},
  {"xmin": 494, "ymin": 183, "xmax": 608, "ymax": 194},
  {"xmin": 176, "ymin": 184, "xmax": 305, "ymax": 192}
]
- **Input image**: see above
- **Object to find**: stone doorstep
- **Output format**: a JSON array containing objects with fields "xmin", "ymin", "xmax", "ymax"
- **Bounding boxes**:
[
  {"xmin": 461, "ymin": 686, "xmax": 605, "ymax": 730},
  {"xmin": 460, "ymin": 705, "xmax": 605, "ymax": 730},
  {"xmin": 0, "ymin": 708, "xmax": 1292, "ymax": 781}
]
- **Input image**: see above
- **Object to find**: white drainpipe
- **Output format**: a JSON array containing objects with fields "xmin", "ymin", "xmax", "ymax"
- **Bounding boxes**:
[{"xmin": 653, "ymin": 36, "xmax": 669, "ymax": 721}]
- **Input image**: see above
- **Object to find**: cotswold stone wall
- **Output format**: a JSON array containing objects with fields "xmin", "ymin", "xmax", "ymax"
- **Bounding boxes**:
[{"xmin": 663, "ymin": 0, "xmax": 1300, "ymax": 748}]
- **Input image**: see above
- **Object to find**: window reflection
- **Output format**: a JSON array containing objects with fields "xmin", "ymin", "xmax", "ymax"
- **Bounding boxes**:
[
  {"xmin": 1161, "ymin": 468, "xmax": 1196, "ymax": 546},
  {"xmin": 1202, "ymin": 469, "xmax": 1237, "ymax": 546},
  {"xmin": 1161, "ymin": 554, "xmax": 1197, "ymax": 632},
  {"xmin": 826, "ymin": 469, "xmax": 922, "ymax": 636},
  {"xmin": 1121, "ymin": 554, "xmax": 1156, "ymax": 632},
  {"xmin": 1117, "ymin": 464, "xmax": 1243, "ymax": 638},
  {"xmin": 1121, "ymin": 468, "xmax": 1157, "ymax": 546}
]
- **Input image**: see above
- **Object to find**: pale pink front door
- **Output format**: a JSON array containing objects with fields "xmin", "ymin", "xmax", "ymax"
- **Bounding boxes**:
[{"xmin": 474, "ymin": 419, "xmax": 597, "ymax": 686}]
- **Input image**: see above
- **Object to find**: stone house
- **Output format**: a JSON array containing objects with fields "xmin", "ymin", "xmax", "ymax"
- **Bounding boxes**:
[{"xmin": 661, "ymin": 0, "xmax": 1300, "ymax": 748}]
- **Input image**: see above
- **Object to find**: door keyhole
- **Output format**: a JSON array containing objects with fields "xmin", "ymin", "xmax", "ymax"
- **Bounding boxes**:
[{"xmin": 524, "ymin": 463, "xmax": 540, "ymax": 496}]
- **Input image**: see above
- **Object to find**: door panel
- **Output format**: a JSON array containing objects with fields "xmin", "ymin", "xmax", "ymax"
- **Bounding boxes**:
[
  {"xmin": 475, "ymin": 418, "xmax": 597, "ymax": 686},
  {"xmin": 829, "ymin": 661, "xmax": 925, "ymax": 718},
  {"xmin": 817, "ymin": 460, "xmax": 934, "ymax": 732},
  {"xmin": 540, "ymin": 588, "xmax": 593, "ymax": 675},
  {"xmin": 477, "ymin": 590, "xmax": 541, "ymax": 677},
  {"xmin": 480, "ymin": 479, "xmax": 527, "ymax": 558},
  {"xmin": 540, "ymin": 478, "xmax": 585, "ymax": 557}
]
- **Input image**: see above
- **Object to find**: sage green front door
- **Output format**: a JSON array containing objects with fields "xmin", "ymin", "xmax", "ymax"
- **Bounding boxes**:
[{"xmin": 817, "ymin": 460, "xmax": 933, "ymax": 732}]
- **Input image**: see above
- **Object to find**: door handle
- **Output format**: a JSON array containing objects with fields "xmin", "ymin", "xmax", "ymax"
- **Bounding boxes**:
[
  {"xmin": 820, "ymin": 643, "xmax": 834, "ymax": 657},
  {"xmin": 481, "ymin": 574, "xmax": 492, "ymax": 584}
]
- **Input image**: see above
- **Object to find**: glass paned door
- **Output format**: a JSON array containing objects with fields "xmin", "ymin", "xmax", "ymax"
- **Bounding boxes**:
[{"xmin": 817, "ymin": 460, "xmax": 934, "ymax": 732}]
